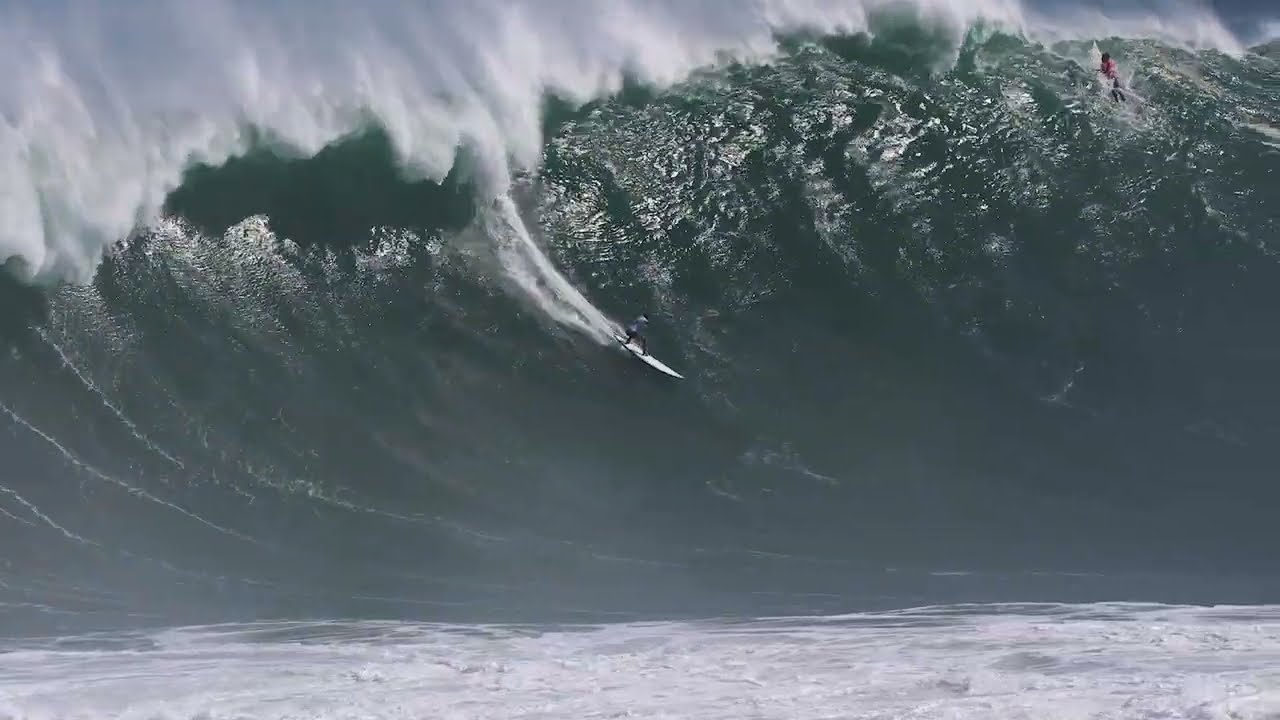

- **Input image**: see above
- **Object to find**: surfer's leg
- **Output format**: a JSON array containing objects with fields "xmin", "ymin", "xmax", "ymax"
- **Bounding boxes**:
[
  {"xmin": 1112, "ymin": 79, "xmax": 1125, "ymax": 102},
  {"xmin": 623, "ymin": 330, "xmax": 645, "ymax": 352}
]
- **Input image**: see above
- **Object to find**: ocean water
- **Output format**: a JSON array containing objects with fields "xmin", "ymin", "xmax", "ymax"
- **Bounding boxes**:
[{"xmin": 2, "ymin": 0, "xmax": 1279, "ymax": 717}]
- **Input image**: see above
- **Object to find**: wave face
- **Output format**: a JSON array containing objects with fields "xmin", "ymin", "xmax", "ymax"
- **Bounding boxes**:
[{"xmin": 2, "ymin": 0, "xmax": 1280, "ymax": 651}]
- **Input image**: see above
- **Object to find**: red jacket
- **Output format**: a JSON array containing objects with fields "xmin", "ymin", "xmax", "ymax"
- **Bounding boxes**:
[{"xmin": 1101, "ymin": 58, "xmax": 1119, "ymax": 79}]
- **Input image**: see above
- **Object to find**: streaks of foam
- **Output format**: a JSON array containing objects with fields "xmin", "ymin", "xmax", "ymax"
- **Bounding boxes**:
[
  {"xmin": 0, "ymin": 499, "xmax": 38, "ymax": 527},
  {"xmin": 36, "ymin": 328, "xmax": 186, "ymax": 470},
  {"xmin": 0, "ymin": 484, "xmax": 95, "ymax": 546},
  {"xmin": 0, "ymin": 400, "xmax": 265, "ymax": 549}
]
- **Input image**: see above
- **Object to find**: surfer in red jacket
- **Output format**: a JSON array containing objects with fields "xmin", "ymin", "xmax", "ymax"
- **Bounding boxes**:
[{"xmin": 1100, "ymin": 52, "xmax": 1126, "ymax": 103}]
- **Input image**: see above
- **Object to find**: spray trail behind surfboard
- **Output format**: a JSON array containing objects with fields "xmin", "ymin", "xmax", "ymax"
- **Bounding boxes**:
[{"xmin": 481, "ymin": 194, "xmax": 617, "ymax": 344}]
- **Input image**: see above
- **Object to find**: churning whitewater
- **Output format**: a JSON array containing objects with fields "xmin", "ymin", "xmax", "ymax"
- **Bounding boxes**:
[
  {"xmin": 5, "ymin": 606, "xmax": 1280, "ymax": 719},
  {"xmin": 2, "ymin": 0, "xmax": 1280, "ymax": 717}
]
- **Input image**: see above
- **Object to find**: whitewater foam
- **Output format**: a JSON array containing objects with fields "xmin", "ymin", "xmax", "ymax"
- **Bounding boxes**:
[
  {"xmin": 2, "ymin": 604, "xmax": 1277, "ymax": 719},
  {"xmin": 0, "ymin": 0, "xmax": 1254, "ymax": 290}
]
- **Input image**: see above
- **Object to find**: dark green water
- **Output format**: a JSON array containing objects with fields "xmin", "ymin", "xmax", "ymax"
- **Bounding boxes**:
[{"xmin": 2, "ymin": 28, "xmax": 1279, "ymax": 636}]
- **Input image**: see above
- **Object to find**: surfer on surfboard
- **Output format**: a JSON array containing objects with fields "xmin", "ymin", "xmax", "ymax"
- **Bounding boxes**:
[
  {"xmin": 622, "ymin": 313, "xmax": 649, "ymax": 353},
  {"xmin": 1100, "ymin": 52, "xmax": 1125, "ymax": 103},
  {"xmin": 613, "ymin": 312, "xmax": 683, "ymax": 378}
]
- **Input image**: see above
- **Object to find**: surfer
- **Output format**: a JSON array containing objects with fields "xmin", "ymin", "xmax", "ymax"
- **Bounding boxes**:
[
  {"xmin": 622, "ymin": 313, "xmax": 649, "ymax": 353},
  {"xmin": 1100, "ymin": 52, "xmax": 1125, "ymax": 103}
]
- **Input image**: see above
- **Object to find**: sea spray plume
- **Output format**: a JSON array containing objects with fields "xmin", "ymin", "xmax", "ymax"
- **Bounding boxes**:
[{"xmin": 0, "ymin": 0, "xmax": 1252, "ymax": 284}]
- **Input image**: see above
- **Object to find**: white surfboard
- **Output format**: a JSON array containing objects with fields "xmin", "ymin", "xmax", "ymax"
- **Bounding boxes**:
[{"xmin": 614, "ymin": 335, "xmax": 684, "ymax": 379}]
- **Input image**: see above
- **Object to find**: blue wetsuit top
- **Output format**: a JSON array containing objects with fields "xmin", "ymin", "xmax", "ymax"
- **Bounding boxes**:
[{"xmin": 627, "ymin": 316, "xmax": 649, "ymax": 334}]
